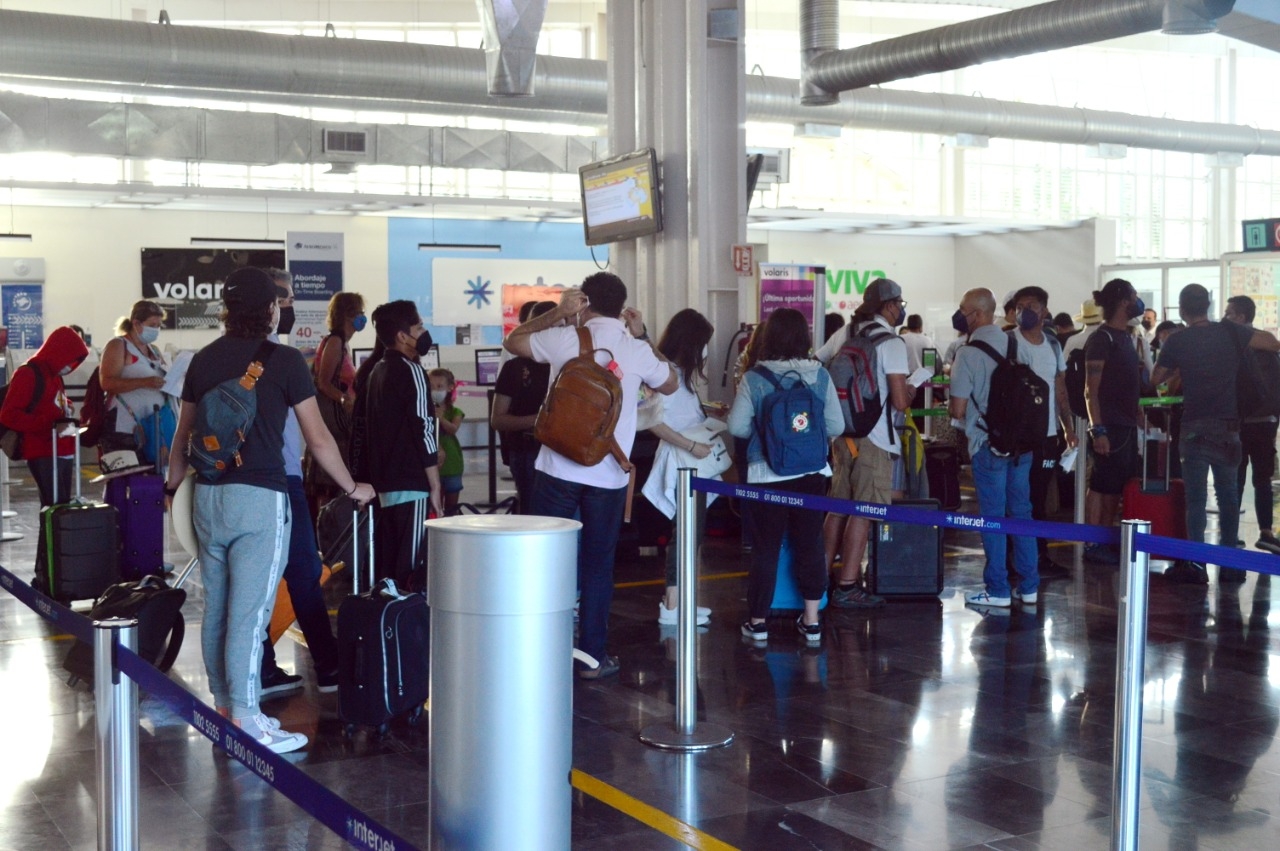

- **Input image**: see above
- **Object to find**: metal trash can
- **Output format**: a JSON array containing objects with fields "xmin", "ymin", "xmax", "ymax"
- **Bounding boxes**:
[{"xmin": 426, "ymin": 514, "xmax": 581, "ymax": 851}]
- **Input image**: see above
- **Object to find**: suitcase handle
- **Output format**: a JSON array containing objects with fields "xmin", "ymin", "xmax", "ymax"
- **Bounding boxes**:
[
  {"xmin": 50, "ymin": 417, "xmax": 83, "ymax": 504},
  {"xmin": 350, "ymin": 503, "xmax": 375, "ymax": 596}
]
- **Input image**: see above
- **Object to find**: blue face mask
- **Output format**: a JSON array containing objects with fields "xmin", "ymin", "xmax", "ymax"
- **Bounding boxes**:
[
  {"xmin": 1127, "ymin": 297, "xmax": 1145, "ymax": 320},
  {"xmin": 1017, "ymin": 307, "xmax": 1041, "ymax": 331},
  {"xmin": 352, "ymin": 314, "xmax": 368, "ymax": 333},
  {"xmin": 951, "ymin": 309, "xmax": 969, "ymax": 334}
]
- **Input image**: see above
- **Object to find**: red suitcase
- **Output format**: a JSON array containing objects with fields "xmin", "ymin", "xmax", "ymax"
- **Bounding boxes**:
[{"xmin": 1122, "ymin": 434, "xmax": 1186, "ymax": 556}]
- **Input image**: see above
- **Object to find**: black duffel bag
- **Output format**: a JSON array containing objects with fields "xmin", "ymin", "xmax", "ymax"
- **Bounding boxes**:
[{"xmin": 63, "ymin": 575, "xmax": 186, "ymax": 689}]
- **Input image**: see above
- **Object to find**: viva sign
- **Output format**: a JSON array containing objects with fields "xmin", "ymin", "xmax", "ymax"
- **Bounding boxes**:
[{"xmin": 826, "ymin": 268, "xmax": 886, "ymax": 313}]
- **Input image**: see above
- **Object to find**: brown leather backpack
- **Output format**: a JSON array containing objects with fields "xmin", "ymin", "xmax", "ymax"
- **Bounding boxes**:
[{"xmin": 534, "ymin": 327, "xmax": 636, "ymax": 515}]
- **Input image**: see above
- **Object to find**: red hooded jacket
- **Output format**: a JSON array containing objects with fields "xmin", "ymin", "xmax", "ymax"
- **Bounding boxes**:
[{"xmin": 0, "ymin": 327, "xmax": 89, "ymax": 460}]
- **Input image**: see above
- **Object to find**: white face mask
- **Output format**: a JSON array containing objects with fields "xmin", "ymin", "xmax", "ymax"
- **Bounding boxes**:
[
  {"xmin": 139, "ymin": 326, "xmax": 160, "ymax": 344},
  {"xmin": 701, "ymin": 345, "xmax": 709, "ymax": 359},
  {"xmin": 431, "ymin": 390, "xmax": 448, "ymax": 405}
]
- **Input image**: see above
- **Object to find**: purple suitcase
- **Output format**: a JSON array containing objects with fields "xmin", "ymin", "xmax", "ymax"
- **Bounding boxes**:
[{"xmin": 106, "ymin": 473, "xmax": 165, "ymax": 580}]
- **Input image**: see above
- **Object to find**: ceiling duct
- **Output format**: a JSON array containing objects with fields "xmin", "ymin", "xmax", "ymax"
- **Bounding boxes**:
[
  {"xmin": 800, "ymin": 0, "xmax": 839, "ymax": 106},
  {"xmin": 476, "ymin": 0, "xmax": 550, "ymax": 97},
  {"xmin": 0, "ymin": 9, "xmax": 1276, "ymax": 159},
  {"xmin": 802, "ymin": 0, "xmax": 1235, "ymax": 98}
]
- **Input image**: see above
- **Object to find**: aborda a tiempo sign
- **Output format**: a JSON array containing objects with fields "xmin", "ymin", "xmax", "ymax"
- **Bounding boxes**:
[{"xmin": 141, "ymin": 248, "xmax": 286, "ymax": 329}]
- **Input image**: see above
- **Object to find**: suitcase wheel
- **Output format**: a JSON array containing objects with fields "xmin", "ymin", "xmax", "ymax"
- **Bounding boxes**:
[
  {"xmin": 407, "ymin": 705, "xmax": 423, "ymax": 726},
  {"xmin": 376, "ymin": 722, "xmax": 390, "ymax": 738}
]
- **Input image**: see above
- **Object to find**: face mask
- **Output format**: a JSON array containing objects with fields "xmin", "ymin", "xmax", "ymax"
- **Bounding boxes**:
[
  {"xmin": 701, "ymin": 345, "xmax": 709, "ymax": 360},
  {"xmin": 139, "ymin": 326, "xmax": 160, "ymax": 344},
  {"xmin": 352, "ymin": 314, "xmax": 367, "ymax": 333},
  {"xmin": 1126, "ymin": 297, "xmax": 1145, "ymax": 320},
  {"xmin": 951, "ymin": 309, "xmax": 969, "ymax": 334},
  {"xmin": 276, "ymin": 306, "xmax": 295, "ymax": 336},
  {"xmin": 59, "ymin": 365, "xmax": 74, "ymax": 376},
  {"xmin": 891, "ymin": 303, "xmax": 905, "ymax": 328},
  {"xmin": 1141, "ymin": 319, "xmax": 1153, "ymax": 331},
  {"xmin": 1017, "ymin": 308, "xmax": 1041, "ymax": 331},
  {"xmin": 431, "ymin": 390, "xmax": 448, "ymax": 405},
  {"xmin": 415, "ymin": 329, "xmax": 434, "ymax": 357}
]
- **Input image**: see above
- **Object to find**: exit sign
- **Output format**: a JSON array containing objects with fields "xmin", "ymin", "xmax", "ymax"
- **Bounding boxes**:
[{"xmin": 1242, "ymin": 218, "xmax": 1280, "ymax": 252}]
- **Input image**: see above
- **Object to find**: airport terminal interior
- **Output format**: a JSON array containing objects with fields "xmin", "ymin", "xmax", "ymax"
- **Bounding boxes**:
[{"xmin": 3, "ymin": 1, "xmax": 1280, "ymax": 849}]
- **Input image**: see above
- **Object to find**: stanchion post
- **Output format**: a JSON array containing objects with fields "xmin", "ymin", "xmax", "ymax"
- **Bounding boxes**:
[
  {"xmin": 1111, "ymin": 520, "xmax": 1150, "ymax": 851},
  {"xmin": 95, "ymin": 617, "xmax": 140, "ymax": 851},
  {"xmin": 1074, "ymin": 415, "xmax": 1088, "ymax": 526},
  {"xmin": 640, "ymin": 469, "xmax": 734, "ymax": 752}
]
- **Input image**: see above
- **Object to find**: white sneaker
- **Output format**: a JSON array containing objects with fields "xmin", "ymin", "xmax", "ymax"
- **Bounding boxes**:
[
  {"xmin": 658, "ymin": 601, "xmax": 711, "ymax": 626},
  {"xmin": 241, "ymin": 713, "xmax": 308, "ymax": 754},
  {"xmin": 965, "ymin": 590, "xmax": 1012, "ymax": 608},
  {"xmin": 1012, "ymin": 589, "xmax": 1038, "ymax": 605}
]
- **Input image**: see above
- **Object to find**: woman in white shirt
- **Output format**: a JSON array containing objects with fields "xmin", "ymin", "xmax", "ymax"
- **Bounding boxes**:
[
  {"xmin": 99, "ymin": 299, "xmax": 173, "ymax": 464},
  {"xmin": 641, "ymin": 309, "xmax": 717, "ymax": 626}
]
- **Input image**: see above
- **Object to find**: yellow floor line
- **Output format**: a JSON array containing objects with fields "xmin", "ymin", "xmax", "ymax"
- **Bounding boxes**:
[
  {"xmin": 614, "ymin": 570, "xmax": 747, "ymax": 590},
  {"xmin": 570, "ymin": 768, "xmax": 739, "ymax": 850}
]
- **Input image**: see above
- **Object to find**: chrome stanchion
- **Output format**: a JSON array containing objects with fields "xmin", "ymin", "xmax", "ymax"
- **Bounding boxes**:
[
  {"xmin": 0, "ymin": 453, "xmax": 23, "ymax": 542},
  {"xmin": 95, "ymin": 617, "xmax": 140, "ymax": 851},
  {"xmin": 640, "ymin": 469, "xmax": 734, "ymax": 751},
  {"xmin": 1073, "ymin": 415, "xmax": 1088, "ymax": 526},
  {"xmin": 1111, "ymin": 520, "xmax": 1150, "ymax": 851}
]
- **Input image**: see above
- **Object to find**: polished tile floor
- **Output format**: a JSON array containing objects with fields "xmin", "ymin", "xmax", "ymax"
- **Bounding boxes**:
[{"xmin": 2, "ymin": 461, "xmax": 1278, "ymax": 850}]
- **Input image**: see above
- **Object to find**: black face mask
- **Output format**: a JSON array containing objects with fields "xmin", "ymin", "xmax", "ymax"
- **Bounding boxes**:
[
  {"xmin": 415, "ymin": 328, "xmax": 435, "ymax": 358},
  {"xmin": 276, "ymin": 306, "xmax": 295, "ymax": 336}
]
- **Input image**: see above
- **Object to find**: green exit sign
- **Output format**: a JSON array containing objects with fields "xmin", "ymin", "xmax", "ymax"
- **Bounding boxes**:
[{"xmin": 1242, "ymin": 218, "xmax": 1280, "ymax": 252}]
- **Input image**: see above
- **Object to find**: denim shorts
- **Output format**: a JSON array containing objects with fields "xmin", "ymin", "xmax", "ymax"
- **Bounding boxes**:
[{"xmin": 440, "ymin": 474, "xmax": 464, "ymax": 494}]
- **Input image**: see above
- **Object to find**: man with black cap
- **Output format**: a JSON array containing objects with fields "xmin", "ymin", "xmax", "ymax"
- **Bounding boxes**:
[
  {"xmin": 1151, "ymin": 284, "xmax": 1280, "ymax": 582},
  {"xmin": 166, "ymin": 267, "xmax": 375, "ymax": 753},
  {"xmin": 365, "ymin": 299, "xmax": 444, "ymax": 593},
  {"xmin": 817, "ymin": 277, "xmax": 912, "ymax": 608}
]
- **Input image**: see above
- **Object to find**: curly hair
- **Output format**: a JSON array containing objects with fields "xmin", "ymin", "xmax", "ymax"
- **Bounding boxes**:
[
  {"xmin": 221, "ymin": 303, "xmax": 274, "ymax": 339},
  {"xmin": 326, "ymin": 292, "xmax": 365, "ymax": 337}
]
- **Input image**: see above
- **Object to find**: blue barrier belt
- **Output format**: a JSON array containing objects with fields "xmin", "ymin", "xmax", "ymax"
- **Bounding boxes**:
[
  {"xmin": 0, "ymin": 563, "xmax": 421, "ymax": 851},
  {"xmin": 117, "ymin": 650, "xmax": 422, "ymax": 851},
  {"xmin": 0, "ymin": 563, "xmax": 94, "ymax": 643},
  {"xmin": 1135, "ymin": 534, "xmax": 1280, "ymax": 577},
  {"xmin": 693, "ymin": 477, "xmax": 1122, "ymax": 546}
]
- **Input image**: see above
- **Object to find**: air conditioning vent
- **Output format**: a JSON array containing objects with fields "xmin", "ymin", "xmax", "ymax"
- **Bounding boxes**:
[
  {"xmin": 746, "ymin": 147, "xmax": 789, "ymax": 184},
  {"xmin": 324, "ymin": 129, "xmax": 368, "ymax": 155}
]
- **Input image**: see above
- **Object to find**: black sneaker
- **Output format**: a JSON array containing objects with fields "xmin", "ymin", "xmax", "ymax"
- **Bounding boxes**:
[
  {"xmin": 260, "ymin": 667, "xmax": 304, "ymax": 698},
  {"xmin": 577, "ymin": 654, "xmax": 620, "ymax": 680},
  {"xmin": 315, "ymin": 669, "xmax": 340, "ymax": 694},
  {"xmin": 1257, "ymin": 531, "xmax": 1280, "ymax": 554},
  {"xmin": 795, "ymin": 615, "xmax": 822, "ymax": 644},
  {"xmin": 740, "ymin": 619, "xmax": 768, "ymax": 642},
  {"xmin": 1162, "ymin": 560, "xmax": 1208, "ymax": 585}
]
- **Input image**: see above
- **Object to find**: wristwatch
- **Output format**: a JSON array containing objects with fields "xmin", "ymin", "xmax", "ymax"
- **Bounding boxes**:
[{"xmin": 1088, "ymin": 425, "xmax": 1108, "ymax": 438}]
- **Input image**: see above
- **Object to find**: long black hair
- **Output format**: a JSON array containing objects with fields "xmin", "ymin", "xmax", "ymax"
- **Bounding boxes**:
[{"xmin": 657, "ymin": 308, "xmax": 714, "ymax": 393}]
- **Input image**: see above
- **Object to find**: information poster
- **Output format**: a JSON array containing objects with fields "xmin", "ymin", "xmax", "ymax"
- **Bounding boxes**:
[
  {"xmin": 758, "ymin": 263, "xmax": 825, "ymax": 342},
  {"xmin": 1228, "ymin": 257, "xmax": 1280, "ymax": 336},
  {"xmin": 141, "ymin": 248, "xmax": 285, "ymax": 330},
  {"xmin": 501, "ymin": 283, "xmax": 569, "ymax": 336},
  {"xmin": 1, "ymin": 284, "xmax": 43, "ymax": 349},
  {"xmin": 286, "ymin": 232, "xmax": 345, "ymax": 362}
]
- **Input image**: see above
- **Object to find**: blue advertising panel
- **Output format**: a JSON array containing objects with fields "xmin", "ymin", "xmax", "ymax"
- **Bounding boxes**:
[{"xmin": 1, "ymin": 284, "xmax": 44, "ymax": 349}]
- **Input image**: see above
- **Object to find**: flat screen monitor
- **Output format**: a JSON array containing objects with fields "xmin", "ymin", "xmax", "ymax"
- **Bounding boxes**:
[
  {"xmin": 579, "ymin": 148, "xmax": 663, "ymax": 246},
  {"xmin": 922, "ymin": 347, "xmax": 938, "ymax": 375},
  {"xmin": 474, "ymin": 347, "xmax": 503, "ymax": 386}
]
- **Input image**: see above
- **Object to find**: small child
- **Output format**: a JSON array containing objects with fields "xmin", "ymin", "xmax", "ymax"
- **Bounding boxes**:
[{"xmin": 428, "ymin": 368, "xmax": 465, "ymax": 515}]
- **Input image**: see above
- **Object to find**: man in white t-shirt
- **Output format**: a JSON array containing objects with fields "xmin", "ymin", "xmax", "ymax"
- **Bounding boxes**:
[
  {"xmin": 819, "ymin": 278, "xmax": 912, "ymax": 609},
  {"xmin": 901, "ymin": 314, "xmax": 935, "ymax": 375},
  {"xmin": 1010, "ymin": 286, "xmax": 1077, "ymax": 578},
  {"xmin": 504, "ymin": 273, "xmax": 677, "ymax": 680}
]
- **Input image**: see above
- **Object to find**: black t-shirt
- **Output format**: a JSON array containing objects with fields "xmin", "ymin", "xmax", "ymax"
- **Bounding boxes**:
[
  {"xmin": 1084, "ymin": 325, "xmax": 1141, "ymax": 428},
  {"xmin": 1156, "ymin": 320, "xmax": 1253, "ymax": 423},
  {"xmin": 493, "ymin": 356, "xmax": 549, "ymax": 457},
  {"xmin": 181, "ymin": 336, "xmax": 315, "ymax": 492}
]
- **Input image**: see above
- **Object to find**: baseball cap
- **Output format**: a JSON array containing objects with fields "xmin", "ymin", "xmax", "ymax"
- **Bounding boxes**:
[
  {"xmin": 861, "ymin": 278, "xmax": 903, "ymax": 311},
  {"xmin": 222, "ymin": 267, "xmax": 277, "ymax": 312}
]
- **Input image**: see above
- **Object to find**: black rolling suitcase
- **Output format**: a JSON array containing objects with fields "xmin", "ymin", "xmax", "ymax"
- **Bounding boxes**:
[
  {"xmin": 925, "ymin": 445, "xmax": 962, "ymax": 511},
  {"xmin": 336, "ymin": 506, "xmax": 430, "ymax": 736},
  {"xmin": 37, "ymin": 419, "xmax": 120, "ymax": 602},
  {"xmin": 868, "ymin": 498, "xmax": 944, "ymax": 599}
]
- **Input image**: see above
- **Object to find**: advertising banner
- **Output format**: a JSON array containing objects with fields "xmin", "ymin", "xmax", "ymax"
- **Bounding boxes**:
[
  {"xmin": 286, "ymin": 233, "xmax": 345, "ymax": 361},
  {"xmin": 758, "ymin": 263, "xmax": 824, "ymax": 339},
  {"xmin": 431, "ymin": 259, "xmax": 596, "ymax": 327},
  {"xmin": 1, "ymin": 284, "xmax": 43, "ymax": 349},
  {"xmin": 501, "ymin": 283, "xmax": 569, "ymax": 336},
  {"xmin": 141, "ymin": 248, "xmax": 285, "ymax": 330}
]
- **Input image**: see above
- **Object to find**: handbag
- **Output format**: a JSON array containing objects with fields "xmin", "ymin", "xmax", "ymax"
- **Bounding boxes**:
[
  {"xmin": 61, "ymin": 575, "xmax": 186, "ymax": 688},
  {"xmin": 673, "ymin": 419, "xmax": 732, "ymax": 479}
]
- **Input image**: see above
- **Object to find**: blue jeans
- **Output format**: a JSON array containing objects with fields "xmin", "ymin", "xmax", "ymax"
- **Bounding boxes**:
[
  {"xmin": 1180, "ymin": 422, "xmax": 1241, "ymax": 545},
  {"xmin": 261, "ymin": 476, "xmax": 339, "ymax": 676},
  {"xmin": 971, "ymin": 446, "xmax": 1037, "ymax": 597},
  {"xmin": 531, "ymin": 471, "xmax": 627, "ymax": 666}
]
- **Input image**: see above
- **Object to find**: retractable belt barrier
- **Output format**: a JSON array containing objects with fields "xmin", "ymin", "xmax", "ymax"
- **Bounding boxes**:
[
  {"xmin": 0, "ymin": 563, "xmax": 421, "ymax": 851},
  {"xmin": 694, "ymin": 476, "xmax": 1123, "ymax": 546}
]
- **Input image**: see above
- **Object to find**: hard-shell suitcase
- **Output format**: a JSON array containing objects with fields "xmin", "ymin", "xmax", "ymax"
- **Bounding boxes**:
[
  {"xmin": 768, "ymin": 534, "xmax": 829, "ymax": 615},
  {"xmin": 38, "ymin": 420, "xmax": 120, "ymax": 602},
  {"xmin": 336, "ymin": 507, "xmax": 429, "ymax": 736},
  {"xmin": 925, "ymin": 445, "xmax": 962, "ymax": 511},
  {"xmin": 105, "ymin": 473, "xmax": 165, "ymax": 580},
  {"xmin": 1122, "ymin": 432, "xmax": 1186, "ymax": 557},
  {"xmin": 868, "ymin": 498, "xmax": 944, "ymax": 598}
]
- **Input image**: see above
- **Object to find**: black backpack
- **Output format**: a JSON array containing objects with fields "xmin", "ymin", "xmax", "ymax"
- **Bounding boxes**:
[
  {"xmin": 967, "ymin": 333, "xmax": 1050, "ymax": 458},
  {"xmin": 61, "ymin": 575, "xmax": 186, "ymax": 688},
  {"xmin": 1064, "ymin": 345, "xmax": 1088, "ymax": 420},
  {"xmin": 1233, "ymin": 324, "xmax": 1280, "ymax": 419}
]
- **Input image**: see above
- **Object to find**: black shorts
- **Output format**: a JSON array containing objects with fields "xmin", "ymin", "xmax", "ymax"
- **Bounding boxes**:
[{"xmin": 1089, "ymin": 425, "xmax": 1138, "ymax": 496}]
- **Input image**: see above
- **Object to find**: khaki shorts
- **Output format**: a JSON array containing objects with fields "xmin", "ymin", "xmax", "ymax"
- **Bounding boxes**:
[{"xmin": 830, "ymin": 437, "xmax": 895, "ymax": 504}]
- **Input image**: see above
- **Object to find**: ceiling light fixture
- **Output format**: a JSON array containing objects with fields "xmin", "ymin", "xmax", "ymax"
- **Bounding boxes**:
[{"xmin": 0, "ymin": 233, "xmax": 33, "ymax": 242}]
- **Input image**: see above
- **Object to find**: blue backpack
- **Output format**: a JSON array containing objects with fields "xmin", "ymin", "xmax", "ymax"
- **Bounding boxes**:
[
  {"xmin": 752, "ymin": 367, "xmax": 829, "ymax": 477},
  {"xmin": 187, "ymin": 340, "xmax": 275, "ymax": 482}
]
